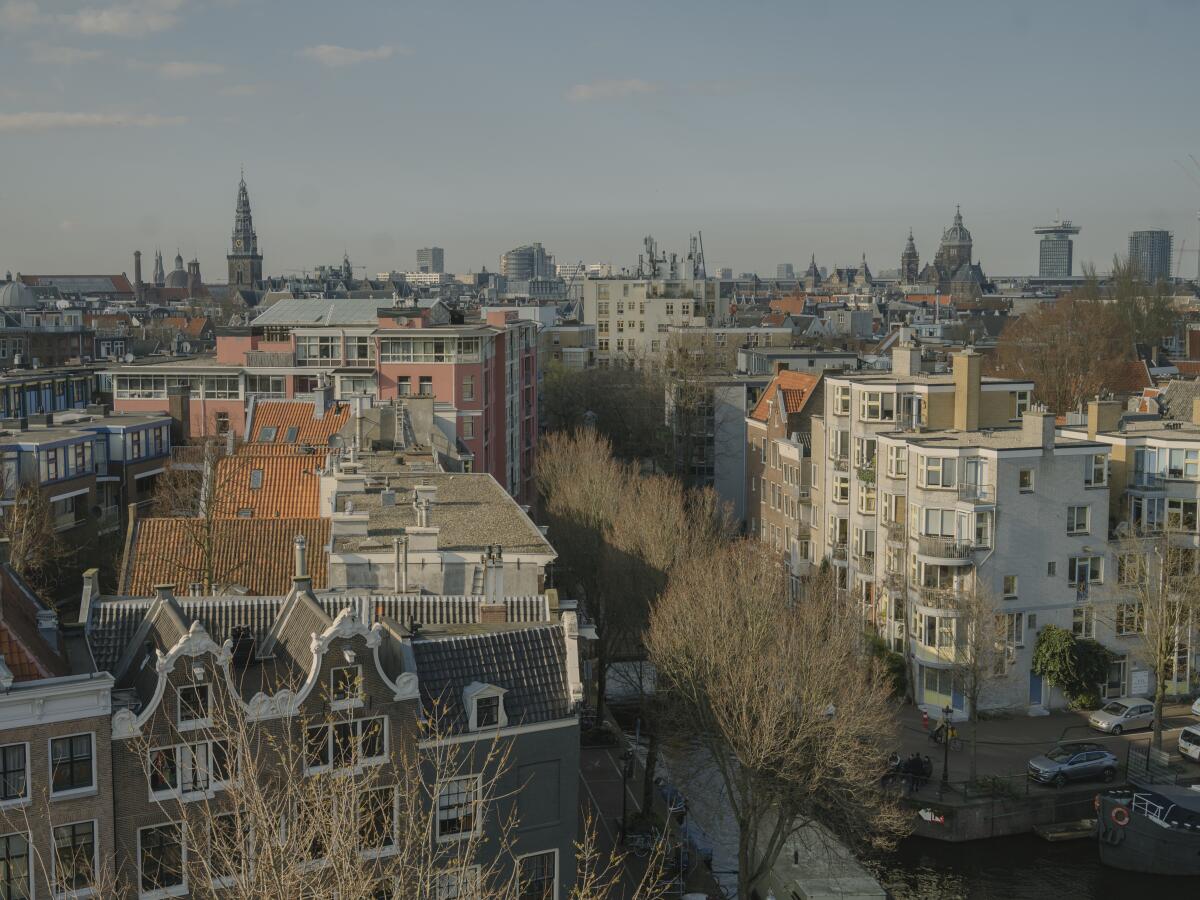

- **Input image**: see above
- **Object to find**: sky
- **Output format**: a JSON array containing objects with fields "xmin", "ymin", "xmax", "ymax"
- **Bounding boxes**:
[{"xmin": 3, "ymin": 0, "xmax": 1200, "ymax": 281}]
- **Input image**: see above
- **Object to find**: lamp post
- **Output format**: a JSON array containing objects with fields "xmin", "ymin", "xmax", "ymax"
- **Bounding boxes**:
[
  {"xmin": 940, "ymin": 703, "xmax": 952, "ymax": 788},
  {"xmin": 619, "ymin": 749, "xmax": 633, "ymax": 841}
]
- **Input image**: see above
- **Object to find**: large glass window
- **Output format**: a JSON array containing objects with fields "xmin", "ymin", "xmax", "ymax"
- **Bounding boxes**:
[
  {"xmin": 0, "ymin": 833, "xmax": 28, "ymax": 900},
  {"xmin": 437, "ymin": 776, "xmax": 480, "ymax": 840},
  {"xmin": 295, "ymin": 335, "xmax": 342, "ymax": 366},
  {"xmin": 919, "ymin": 456, "xmax": 956, "ymax": 488},
  {"xmin": 50, "ymin": 734, "xmax": 93, "ymax": 795},
  {"xmin": 139, "ymin": 823, "xmax": 184, "ymax": 895},
  {"xmin": 53, "ymin": 821, "xmax": 95, "ymax": 892}
]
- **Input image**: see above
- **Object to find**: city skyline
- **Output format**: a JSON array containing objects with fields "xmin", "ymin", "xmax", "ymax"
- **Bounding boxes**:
[{"xmin": 3, "ymin": 0, "xmax": 1200, "ymax": 277}]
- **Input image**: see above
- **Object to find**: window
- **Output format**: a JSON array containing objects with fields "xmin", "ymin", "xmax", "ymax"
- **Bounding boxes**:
[
  {"xmin": 853, "ymin": 437, "xmax": 877, "ymax": 469},
  {"xmin": 833, "ymin": 385, "xmax": 851, "ymax": 415},
  {"xmin": 1003, "ymin": 575, "xmax": 1018, "ymax": 598},
  {"xmin": 1085, "ymin": 454, "xmax": 1107, "ymax": 486},
  {"xmin": 1117, "ymin": 602, "xmax": 1144, "ymax": 636},
  {"xmin": 462, "ymin": 417, "xmax": 475, "ymax": 440},
  {"xmin": 476, "ymin": 696, "xmax": 499, "ymax": 728},
  {"xmin": 419, "ymin": 376, "xmax": 433, "ymax": 397},
  {"xmin": 208, "ymin": 814, "xmax": 243, "ymax": 888},
  {"xmin": 331, "ymin": 665, "xmax": 362, "ymax": 708},
  {"xmin": 177, "ymin": 684, "xmax": 211, "ymax": 729},
  {"xmin": 258, "ymin": 426, "xmax": 278, "ymax": 442},
  {"xmin": 1068, "ymin": 555, "xmax": 1103, "ymax": 586},
  {"xmin": 462, "ymin": 375, "xmax": 475, "ymax": 401},
  {"xmin": 919, "ymin": 456, "xmax": 955, "ymax": 488},
  {"xmin": 51, "ymin": 733, "xmax": 94, "ymax": 795},
  {"xmin": 53, "ymin": 821, "xmax": 95, "ymax": 894},
  {"xmin": 305, "ymin": 717, "xmax": 386, "ymax": 772},
  {"xmin": 0, "ymin": 745, "xmax": 26, "ymax": 803},
  {"xmin": 886, "ymin": 445, "xmax": 908, "ymax": 478},
  {"xmin": 397, "ymin": 377, "xmax": 411, "ymax": 397},
  {"xmin": 150, "ymin": 740, "xmax": 233, "ymax": 798},
  {"xmin": 249, "ymin": 469, "xmax": 263, "ymax": 489},
  {"xmin": 437, "ymin": 776, "xmax": 480, "ymax": 840},
  {"xmin": 1047, "ymin": 561, "xmax": 1057, "ymax": 577},
  {"xmin": 859, "ymin": 391, "xmax": 895, "ymax": 422},
  {"xmin": 139, "ymin": 823, "xmax": 185, "ymax": 896},
  {"xmin": 283, "ymin": 426, "xmax": 299, "ymax": 443},
  {"xmin": 359, "ymin": 788, "xmax": 397, "ymax": 855},
  {"xmin": 1014, "ymin": 390, "xmax": 1031, "ymax": 420},
  {"xmin": 974, "ymin": 511, "xmax": 993, "ymax": 548},
  {"xmin": 516, "ymin": 850, "xmax": 556, "ymax": 900},
  {"xmin": 1018, "ymin": 469, "xmax": 1034, "ymax": 492},
  {"xmin": 833, "ymin": 475, "xmax": 849, "ymax": 503},
  {"xmin": 1066, "ymin": 506, "xmax": 1090, "ymax": 536},
  {"xmin": 1167, "ymin": 498, "xmax": 1199, "ymax": 531},
  {"xmin": 1118, "ymin": 552, "xmax": 1146, "ymax": 586},
  {"xmin": 0, "ymin": 833, "xmax": 28, "ymax": 900},
  {"xmin": 1002, "ymin": 612, "xmax": 1025, "ymax": 648},
  {"xmin": 437, "ymin": 867, "xmax": 482, "ymax": 899},
  {"xmin": 1072, "ymin": 605, "xmax": 1096, "ymax": 639}
]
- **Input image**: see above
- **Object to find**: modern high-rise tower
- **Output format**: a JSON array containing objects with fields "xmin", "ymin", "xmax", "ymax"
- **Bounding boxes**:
[
  {"xmin": 1128, "ymin": 230, "xmax": 1173, "ymax": 283},
  {"xmin": 227, "ymin": 171, "xmax": 263, "ymax": 288},
  {"xmin": 416, "ymin": 247, "xmax": 444, "ymax": 273},
  {"xmin": 1034, "ymin": 218, "xmax": 1080, "ymax": 278}
]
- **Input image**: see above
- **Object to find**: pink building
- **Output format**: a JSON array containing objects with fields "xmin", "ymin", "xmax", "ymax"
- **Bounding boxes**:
[{"xmin": 107, "ymin": 299, "xmax": 538, "ymax": 503}]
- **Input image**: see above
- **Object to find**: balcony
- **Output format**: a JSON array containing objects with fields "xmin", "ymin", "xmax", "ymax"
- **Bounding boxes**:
[
  {"xmin": 957, "ymin": 483, "xmax": 995, "ymax": 505},
  {"xmin": 791, "ymin": 484, "xmax": 811, "ymax": 502},
  {"xmin": 831, "ymin": 456, "xmax": 849, "ymax": 472},
  {"xmin": 1129, "ymin": 472, "xmax": 1165, "ymax": 491},
  {"xmin": 831, "ymin": 543, "xmax": 848, "ymax": 564},
  {"xmin": 916, "ymin": 535, "xmax": 974, "ymax": 564},
  {"xmin": 245, "ymin": 350, "xmax": 296, "ymax": 367},
  {"xmin": 911, "ymin": 639, "xmax": 958, "ymax": 667},
  {"xmin": 881, "ymin": 520, "xmax": 906, "ymax": 544},
  {"xmin": 915, "ymin": 586, "xmax": 966, "ymax": 610},
  {"xmin": 854, "ymin": 555, "xmax": 876, "ymax": 577},
  {"xmin": 883, "ymin": 571, "xmax": 905, "ymax": 593}
]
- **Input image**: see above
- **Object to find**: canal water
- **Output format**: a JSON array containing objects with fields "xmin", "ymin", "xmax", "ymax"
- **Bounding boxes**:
[{"xmin": 872, "ymin": 833, "xmax": 1197, "ymax": 899}]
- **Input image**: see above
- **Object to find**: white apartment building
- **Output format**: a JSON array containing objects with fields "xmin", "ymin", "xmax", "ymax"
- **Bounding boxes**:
[
  {"xmin": 807, "ymin": 343, "xmax": 1144, "ymax": 717},
  {"xmin": 580, "ymin": 276, "xmax": 732, "ymax": 366}
]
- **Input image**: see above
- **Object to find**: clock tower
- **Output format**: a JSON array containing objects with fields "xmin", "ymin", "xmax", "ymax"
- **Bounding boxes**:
[{"xmin": 227, "ymin": 170, "xmax": 263, "ymax": 288}]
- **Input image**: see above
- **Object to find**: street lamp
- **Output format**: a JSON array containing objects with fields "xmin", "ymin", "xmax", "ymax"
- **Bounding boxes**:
[
  {"xmin": 619, "ymin": 749, "xmax": 634, "ymax": 841},
  {"xmin": 940, "ymin": 704, "xmax": 952, "ymax": 788}
]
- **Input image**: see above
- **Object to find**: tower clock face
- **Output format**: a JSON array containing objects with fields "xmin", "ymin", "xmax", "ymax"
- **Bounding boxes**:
[{"xmin": 235, "ymin": 239, "xmax": 243, "ymax": 250}]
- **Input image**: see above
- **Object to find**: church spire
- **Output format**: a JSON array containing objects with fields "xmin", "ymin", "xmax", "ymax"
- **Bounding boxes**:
[{"xmin": 228, "ymin": 169, "xmax": 263, "ymax": 288}]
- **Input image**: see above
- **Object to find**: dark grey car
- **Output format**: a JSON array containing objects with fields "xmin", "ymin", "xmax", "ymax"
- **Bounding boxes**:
[{"xmin": 1027, "ymin": 742, "xmax": 1119, "ymax": 787}]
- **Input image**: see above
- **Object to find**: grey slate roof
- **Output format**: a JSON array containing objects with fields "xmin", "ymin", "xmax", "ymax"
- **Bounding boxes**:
[
  {"xmin": 411, "ymin": 625, "xmax": 571, "ymax": 730},
  {"xmin": 1159, "ymin": 379, "xmax": 1200, "ymax": 422},
  {"xmin": 251, "ymin": 297, "xmax": 394, "ymax": 326}
]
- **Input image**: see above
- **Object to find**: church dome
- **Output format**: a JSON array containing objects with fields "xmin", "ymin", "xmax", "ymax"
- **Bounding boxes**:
[
  {"xmin": 943, "ymin": 205, "xmax": 972, "ymax": 244},
  {"xmin": 0, "ymin": 280, "xmax": 38, "ymax": 309},
  {"xmin": 164, "ymin": 252, "xmax": 188, "ymax": 289}
]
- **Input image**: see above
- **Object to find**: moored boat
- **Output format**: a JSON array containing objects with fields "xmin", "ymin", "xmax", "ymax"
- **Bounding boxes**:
[{"xmin": 1096, "ymin": 786, "xmax": 1200, "ymax": 876}]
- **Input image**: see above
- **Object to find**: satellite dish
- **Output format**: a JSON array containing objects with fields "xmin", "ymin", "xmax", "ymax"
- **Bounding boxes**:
[{"xmin": 123, "ymin": 353, "xmax": 135, "ymax": 363}]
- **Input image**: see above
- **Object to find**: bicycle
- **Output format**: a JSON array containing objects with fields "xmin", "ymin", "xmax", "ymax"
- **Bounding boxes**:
[{"xmin": 928, "ymin": 725, "xmax": 963, "ymax": 752}]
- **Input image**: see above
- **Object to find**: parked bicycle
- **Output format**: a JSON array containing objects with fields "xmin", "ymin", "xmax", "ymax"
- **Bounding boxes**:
[{"xmin": 928, "ymin": 721, "xmax": 963, "ymax": 751}]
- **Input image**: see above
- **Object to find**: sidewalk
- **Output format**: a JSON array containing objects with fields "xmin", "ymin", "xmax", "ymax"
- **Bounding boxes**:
[{"xmin": 896, "ymin": 701, "xmax": 1200, "ymax": 783}]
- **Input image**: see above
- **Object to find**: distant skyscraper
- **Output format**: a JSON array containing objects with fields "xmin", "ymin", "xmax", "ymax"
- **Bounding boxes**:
[
  {"xmin": 1128, "ymin": 230, "xmax": 1173, "ymax": 282},
  {"xmin": 1035, "ymin": 218, "xmax": 1080, "ymax": 278},
  {"xmin": 417, "ymin": 246, "xmax": 444, "ymax": 274},
  {"xmin": 777, "ymin": 263, "xmax": 795, "ymax": 279},
  {"xmin": 500, "ymin": 243, "xmax": 553, "ymax": 280}
]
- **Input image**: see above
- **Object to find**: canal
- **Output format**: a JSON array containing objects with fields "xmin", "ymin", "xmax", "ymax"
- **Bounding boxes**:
[{"xmin": 873, "ymin": 833, "xmax": 1196, "ymax": 898}]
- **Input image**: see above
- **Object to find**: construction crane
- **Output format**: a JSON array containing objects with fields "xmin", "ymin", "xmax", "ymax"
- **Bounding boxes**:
[{"xmin": 1175, "ymin": 156, "xmax": 1200, "ymax": 281}]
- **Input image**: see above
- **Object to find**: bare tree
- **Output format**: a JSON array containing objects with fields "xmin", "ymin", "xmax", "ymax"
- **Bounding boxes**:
[
  {"xmin": 944, "ymin": 583, "xmax": 1004, "ymax": 782},
  {"xmin": 647, "ymin": 544, "xmax": 907, "ymax": 898},
  {"xmin": 0, "ymin": 479, "xmax": 67, "ymax": 595},
  {"xmin": 1108, "ymin": 528, "xmax": 1200, "ymax": 750}
]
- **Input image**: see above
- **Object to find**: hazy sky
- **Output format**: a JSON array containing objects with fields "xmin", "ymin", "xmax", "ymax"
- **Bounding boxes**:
[{"xmin": 4, "ymin": 0, "xmax": 1200, "ymax": 281}]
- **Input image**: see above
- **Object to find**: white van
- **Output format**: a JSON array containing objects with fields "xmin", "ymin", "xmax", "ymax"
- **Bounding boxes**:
[{"xmin": 1180, "ymin": 725, "xmax": 1200, "ymax": 762}]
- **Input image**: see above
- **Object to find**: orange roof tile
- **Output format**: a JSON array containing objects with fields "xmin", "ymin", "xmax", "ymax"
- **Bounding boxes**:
[
  {"xmin": 250, "ymin": 400, "xmax": 351, "ymax": 445},
  {"xmin": 1174, "ymin": 361, "xmax": 1200, "ymax": 376},
  {"xmin": 749, "ymin": 370, "xmax": 821, "ymax": 422},
  {"xmin": 1107, "ymin": 359, "xmax": 1153, "ymax": 394},
  {"xmin": 213, "ymin": 455, "xmax": 322, "ymax": 519},
  {"xmin": 769, "ymin": 296, "xmax": 808, "ymax": 315},
  {"xmin": 0, "ymin": 569, "xmax": 67, "ymax": 682},
  {"xmin": 234, "ymin": 443, "xmax": 328, "ymax": 456},
  {"xmin": 123, "ymin": 517, "xmax": 331, "ymax": 596}
]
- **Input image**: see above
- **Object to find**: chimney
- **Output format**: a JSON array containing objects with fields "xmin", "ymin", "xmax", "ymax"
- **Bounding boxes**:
[
  {"xmin": 1022, "ymin": 409, "xmax": 1057, "ymax": 451},
  {"xmin": 1087, "ymin": 398, "xmax": 1123, "ymax": 440},
  {"xmin": 153, "ymin": 584, "xmax": 174, "ymax": 603},
  {"xmin": 562, "ymin": 611, "xmax": 584, "ymax": 705},
  {"xmin": 133, "ymin": 250, "xmax": 143, "ymax": 296},
  {"xmin": 393, "ymin": 536, "xmax": 409, "ymax": 592},
  {"xmin": 36, "ymin": 608, "xmax": 60, "ymax": 653},
  {"xmin": 78, "ymin": 567, "xmax": 101, "ymax": 625},
  {"xmin": 952, "ymin": 349, "xmax": 981, "ymax": 432},
  {"xmin": 293, "ymin": 534, "xmax": 308, "ymax": 580},
  {"xmin": 891, "ymin": 338, "xmax": 922, "ymax": 377}
]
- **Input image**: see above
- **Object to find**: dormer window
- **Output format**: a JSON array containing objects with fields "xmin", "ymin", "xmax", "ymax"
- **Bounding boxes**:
[
  {"xmin": 177, "ymin": 684, "xmax": 211, "ymax": 730},
  {"xmin": 331, "ymin": 665, "xmax": 363, "ymax": 710},
  {"xmin": 463, "ymin": 682, "xmax": 508, "ymax": 732}
]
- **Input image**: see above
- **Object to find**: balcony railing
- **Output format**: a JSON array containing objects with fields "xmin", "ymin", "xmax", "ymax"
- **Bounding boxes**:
[
  {"xmin": 245, "ymin": 350, "xmax": 296, "ymax": 367},
  {"xmin": 916, "ymin": 586, "xmax": 966, "ymax": 609},
  {"xmin": 831, "ymin": 456, "xmax": 849, "ymax": 472},
  {"xmin": 883, "ymin": 571, "xmax": 904, "ymax": 593},
  {"xmin": 957, "ymin": 483, "xmax": 994, "ymax": 503},
  {"xmin": 1129, "ymin": 472, "xmax": 1165, "ymax": 490},
  {"xmin": 831, "ymin": 543, "xmax": 847, "ymax": 561},
  {"xmin": 881, "ymin": 520, "xmax": 905, "ymax": 542},
  {"xmin": 917, "ymin": 535, "xmax": 974, "ymax": 560},
  {"xmin": 855, "ymin": 555, "xmax": 876, "ymax": 576}
]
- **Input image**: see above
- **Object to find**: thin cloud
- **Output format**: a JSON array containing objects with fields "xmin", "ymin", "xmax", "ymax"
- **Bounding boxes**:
[
  {"xmin": 63, "ymin": 1, "xmax": 184, "ymax": 37},
  {"xmin": 29, "ymin": 43, "xmax": 107, "ymax": 65},
  {"xmin": 156, "ymin": 60, "xmax": 224, "ymax": 78},
  {"xmin": 299, "ymin": 44, "xmax": 397, "ymax": 68},
  {"xmin": 220, "ymin": 83, "xmax": 267, "ymax": 97},
  {"xmin": 0, "ymin": 112, "xmax": 186, "ymax": 132},
  {"xmin": 0, "ymin": 1, "xmax": 42, "ymax": 28},
  {"xmin": 566, "ymin": 79, "xmax": 660, "ymax": 102}
]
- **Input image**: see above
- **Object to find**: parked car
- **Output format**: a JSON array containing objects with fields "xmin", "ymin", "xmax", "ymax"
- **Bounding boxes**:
[
  {"xmin": 1180, "ymin": 725, "xmax": 1200, "ymax": 762},
  {"xmin": 1027, "ymin": 742, "xmax": 1119, "ymax": 787},
  {"xmin": 1190, "ymin": 697, "xmax": 1200, "ymax": 718},
  {"xmin": 1089, "ymin": 698, "xmax": 1154, "ymax": 735}
]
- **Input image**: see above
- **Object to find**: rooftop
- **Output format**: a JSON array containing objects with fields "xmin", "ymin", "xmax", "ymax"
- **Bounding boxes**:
[
  {"xmin": 249, "ymin": 399, "xmax": 351, "ymax": 445},
  {"xmin": 895, "ymin": 426, "xmax": 1105, "ymax": 452},
  {"xmin": 333, "ymin": 472, "xmax": 554, "ymax": 556},
  {"xmin": 213, "ymin": 455, "xmax": 323, "ymax": 518},
  {"xmin": 749, "ymin": 370, "xmax": 821, "ymax": 422}
]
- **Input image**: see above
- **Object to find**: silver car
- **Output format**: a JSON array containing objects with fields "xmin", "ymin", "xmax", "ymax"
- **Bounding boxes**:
[
  {"xmin": 1027, "ymin": 742, "xmax": 1119, "ymax": 787},
  {"xmin": 1089, "ymin": 698, "xmax": 1154, "ymax": 735}
]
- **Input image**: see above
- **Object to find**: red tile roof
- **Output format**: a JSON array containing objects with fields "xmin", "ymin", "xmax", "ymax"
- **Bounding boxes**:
[
  {"xmin": 1108, "ymin": 359, "xmax": 1153, "ymax": 394},
  {"xmin": 0, "ymin": 569, "xmax": 68, "ymax": 682},
  {"xmin": 769, "ymin": 296, "xmax": 808, "ymax": 315},
  {"xmin": 213, "ymin": 455, "xmax": 322, "ymax": 519},
  {"xmin": 122, "ymin": 517, "xmax": 331, "ymax": 596},
  {"xmin": 749, "ymin": 370, "xmax": 821, "ymax": 422},
  {"xmin": 1174, "ymin": 361, "xmax": 1200, "ymax": 376},
  {"xmin": 250, "ymin": 400, "xmax": 351, "ymax": 445}
]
